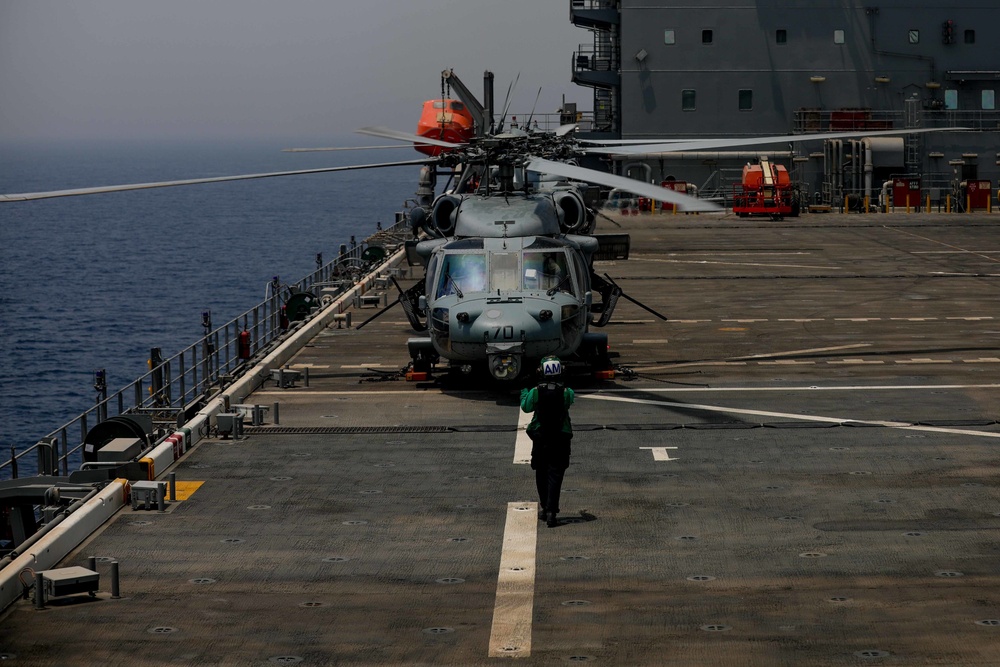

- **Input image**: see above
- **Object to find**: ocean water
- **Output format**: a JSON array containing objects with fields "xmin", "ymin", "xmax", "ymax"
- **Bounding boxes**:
[{"xmin": 0, "ymin": 139, "xmax": 418, "ymax": 471}]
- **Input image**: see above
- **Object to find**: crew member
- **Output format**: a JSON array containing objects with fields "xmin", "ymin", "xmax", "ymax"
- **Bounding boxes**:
[{"xmin": 520, "ymin": 356, "xmax": 575, "ymax": 527}]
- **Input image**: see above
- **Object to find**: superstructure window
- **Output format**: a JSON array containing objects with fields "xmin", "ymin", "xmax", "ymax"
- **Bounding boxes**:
[
  {"xmin": 983, "ymin": 90, "xmax": 995, "ymax": 110},
  {"xmin": 908, "ymin": 29, "xmax": 919, "ymax": 44},
  {"xmin": 965, "ymin": 29, "xmax": 975, "ymax": 44},
  {"xmin": 682, "ymin": 89, "xmax": 696, "ymax": 111},
  {"xmin": 702, "ymin": 29, "xmax": 713, "ymax": 44},
  {"xmin": 775, "ymin": 29, "xmax": 787, "ymax": 44},
  {"xmin": 834, "ymin": 29, "xmax": 845, "ymax": 44},
  {"xmin": 944, "ymin": 89, "xmax": 958, "ymax": 110},
  {"xmin": 664, "ymin": 29, "xmax": 675, "ymax": 45},
  {"xmin": 739, "ymin": 89, "xmax": 753, "ymax": 111}
]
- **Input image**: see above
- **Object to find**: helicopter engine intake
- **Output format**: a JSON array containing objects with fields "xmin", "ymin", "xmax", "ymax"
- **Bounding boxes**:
[
  {"xmin": 553, "ymin": 190, "xmax": 587, "ymax": 234},
  {"xmin": 432, "ymin": 195, "xmax": 462, "ymax": 236}
]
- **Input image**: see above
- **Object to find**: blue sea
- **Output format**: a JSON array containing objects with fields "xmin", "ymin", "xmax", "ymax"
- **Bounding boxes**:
[{"xmin": 0, "ymin": 139, "xmax": 418, "ymax": 474}]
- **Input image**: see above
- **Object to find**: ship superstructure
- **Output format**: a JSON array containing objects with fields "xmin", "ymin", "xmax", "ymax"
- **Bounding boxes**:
[{"xmin": 571, "ymin": 0, "xmax": 1000, "ymax": 206}]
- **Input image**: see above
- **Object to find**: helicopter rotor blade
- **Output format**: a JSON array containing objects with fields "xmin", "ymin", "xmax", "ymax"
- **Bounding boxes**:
[
  {"xmin": 525, "ymin": 157, "xmax": 721, "ymax": 212},
  {"xmin": 0, "ymin": 158, "xmax": 435, "ymax": 202},
  {"xmin": 354, "ymin": 296, "xmax": 401, "ymax": 330},
  {"xmin": 584, "ymin": 127, "xmax": 968, "ymax": 155},
  {"xmin": 356, "ymin": 125, "xmax": 465, "ymax": 149},
  {"xmin": 283, "ymin": 145, "xmax": 412, "ymax": 152},
  {"xmin": 578, "ymin": 138, "xmax": 691, "ymax": 145}
]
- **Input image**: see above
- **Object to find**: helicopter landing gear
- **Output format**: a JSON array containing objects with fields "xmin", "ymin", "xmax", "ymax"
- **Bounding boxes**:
[
  {"xmin": 406, "ymin": 337, "xmax": 438, "ymax": 381},
  {"xmin": 580, "ymin": 332, "xmax": 615, "ymax": 380}
]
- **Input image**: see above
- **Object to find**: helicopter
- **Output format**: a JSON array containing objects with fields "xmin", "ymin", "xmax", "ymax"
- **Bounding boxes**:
[
  {"xmin": 1, "ymin": 71, "xmax": 962, "ymax": 383},
  {"xmin": 347, "ymin": 118, "xmax": 721, "ymax": 383}
]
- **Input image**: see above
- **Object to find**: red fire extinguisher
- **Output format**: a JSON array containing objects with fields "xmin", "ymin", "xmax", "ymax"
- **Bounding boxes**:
[
  {"xmin": 280, "ymin": 304, "xmax": 289, "ymax": 331},
  {"xmin": 238, "ymin": 329, "xmax": 252, "ymax": 360}
]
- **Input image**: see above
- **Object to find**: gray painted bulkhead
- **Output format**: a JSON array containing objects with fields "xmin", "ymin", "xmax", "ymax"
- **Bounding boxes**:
[{"xmin": 576, "ymin": 1, "xmax": 1000, "ymax": 204}]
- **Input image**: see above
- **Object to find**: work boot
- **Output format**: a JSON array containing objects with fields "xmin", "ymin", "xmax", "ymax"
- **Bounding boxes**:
[
  {"xmin": 546, "ymin": 511, "xmax": 558, "ymax": 528},
  {"xmin": 538, "ymin": 508, "xmax": 547, "ymax": 521}
]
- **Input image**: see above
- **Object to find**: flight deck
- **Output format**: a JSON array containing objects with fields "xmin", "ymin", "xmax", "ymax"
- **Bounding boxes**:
[{"xmin": 2, "ymin": 211, "xmax": 998, "ymax": 665}]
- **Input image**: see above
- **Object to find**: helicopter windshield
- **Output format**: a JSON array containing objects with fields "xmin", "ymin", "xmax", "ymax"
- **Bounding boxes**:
[
  {"xmin": 435, "ymin": 253, "xmax": 487, "ymax": 297},
  {"xmin": 491, "ymin": 253, "xmax": 520, "ymax": 292},
  {"xmin": 523, "ymin": 251, "xmax": 574, "ymax": 295}
]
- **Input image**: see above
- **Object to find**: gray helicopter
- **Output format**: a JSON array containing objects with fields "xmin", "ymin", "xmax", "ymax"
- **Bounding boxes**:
[{"xmin": 346, "ymin": 109, "xmax": 733, "ymax": 383}]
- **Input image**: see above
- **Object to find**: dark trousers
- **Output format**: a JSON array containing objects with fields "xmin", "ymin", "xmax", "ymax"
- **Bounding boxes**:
[
  {"xmin": 530, "ymin": 431, "xmax": 571, "ymax": 514},
  {"xmin": 535, "ymin": 465, "xmax": 567, "ymax": 514}
]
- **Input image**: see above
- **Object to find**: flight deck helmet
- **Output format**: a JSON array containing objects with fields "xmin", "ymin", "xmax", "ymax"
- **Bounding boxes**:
[{"xmin": 540, "ymin": 356, "xmax": 562, "ymax": 377}]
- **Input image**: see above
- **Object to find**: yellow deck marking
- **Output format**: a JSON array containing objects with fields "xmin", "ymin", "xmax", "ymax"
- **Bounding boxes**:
[
  {"xmin": 168, "ymin": 481, "xmax": 204, "ymax": 501},
  {"xmin": 488, "ymin": 502, "xmax": 538, "ymax": 658}
]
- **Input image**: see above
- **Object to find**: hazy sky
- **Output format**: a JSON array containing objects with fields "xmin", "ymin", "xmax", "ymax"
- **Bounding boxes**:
[{"xmin": 0, "ymin": 0, "xmax": 590, "ymax": 144}]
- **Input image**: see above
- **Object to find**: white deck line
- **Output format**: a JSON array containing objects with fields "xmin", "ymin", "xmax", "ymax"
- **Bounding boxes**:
[
  {"xmin": 488, "ymin": 501, "xmax": 539, "ymax": 658},
  {"xmin": 514, "ymin": 408, "xmax": 533, "ymax": 465}
]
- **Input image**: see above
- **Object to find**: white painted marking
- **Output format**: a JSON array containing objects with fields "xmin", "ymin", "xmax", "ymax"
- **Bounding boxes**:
[
  {"xmin": 722, "ymin": 318, "xmax": 768, "ymax": 323},
  {"xmin": 829, "ymin": 359, "xmax": 884, "ymax": 365},
  {"xmin": 778, "ymin": 318, "xmax": 824, "ymax": 322},
  {"xmin": 253, "ymin": 383, "xmax": 1000, "ymax": 398},
  {"xmin": 896, "ymin": 358, "xmax": 953, "ymax": 364},
  {"xmin": 633, "ymin": 361, "xmax": 747, "ymax": 371},
  {"xmin": 759, "ymin": 360, "xmax": 815, "ymax": 365},
  {"xmin": 632, "ymin": 339, "xmax": 670, "ymax": 344},
  {"xmin": 580, "ymin": 394, "xmax": 1000, "ymax": 439},
  {"xmin": 638, "ymin": 343, "xmax": 872, "ymax": 371},
  {"xmin": 631, "ymin": 256, "xmax": 841, "ymax": 270},
  {"xmin": 667, "ymin": 319, "xmax": 711, "ymax": 324},
  {"xmin": 580, "ymin": 384, "xmax": 1000, "ymax": 394},
  {"xmin": 835, "ymin": 318, "xmax": 882, "ymax": 322},
  {"xmin": 947, "ymin": 317, "xmax": 994, "ymax": 321},
  {"xmin": 883, "ymin": 226, "xmax": 1000, "ymax": 265},
  {"xmin": 340, "ymin": 363, "xmax": 393, "ymax": 369},
  {"xmin": 640, "ymin": 446, "xmax": 679, "ymax": 461},
  {"xmin": 732, "ymin": 343, "xmax": 871, "ymax": 360},
  {"xmin": 514, "ymin": 409, "xmax": 533, "ymax": 465},
  {"xmin": 488, "ymin": 502, "xmax": 538, "ymax": 658},
  {"xmin": 890, "ymin": 317, "xmax": 937, "ymax": 322},
  {"xmin": 964, "ymin": 358, "xmax": 1000, "ymax": 363}
]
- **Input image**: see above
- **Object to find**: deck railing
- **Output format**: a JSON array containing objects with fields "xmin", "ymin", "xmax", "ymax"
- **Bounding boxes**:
[{"xmin": 1, "ymin": 217, "xmax": 412, "ymax": 480}]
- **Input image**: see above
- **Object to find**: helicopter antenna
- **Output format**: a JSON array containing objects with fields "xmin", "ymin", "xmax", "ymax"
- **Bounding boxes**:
[
  {"xmin": 439, "ymin": 76, "xmax": 450, "ymax": 138},
  {"xmin": 526, "ymin": 87, "xmax": 542, "ymax": 129},
  {"xmin": 496, "ymin": 72, "xmax": 520, "ymax": 133}
]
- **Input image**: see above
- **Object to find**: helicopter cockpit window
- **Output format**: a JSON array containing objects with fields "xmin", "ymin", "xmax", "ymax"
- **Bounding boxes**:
[
  {"xmin": 490, "ymin": 252, "xmax": 520, "ymax": 292},
  {"xmin": 523, "ymin": 251, "xmax": 574, "ymax": 295},
  {"xmin": 436, "ymin": 253, "xmax": 487, "ymax": 298}
]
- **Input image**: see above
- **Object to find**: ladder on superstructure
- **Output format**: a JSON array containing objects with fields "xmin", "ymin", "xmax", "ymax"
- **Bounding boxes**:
[{"xmin": 904, "ymin": 97, "xmax": 921, "ymax": 174}]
